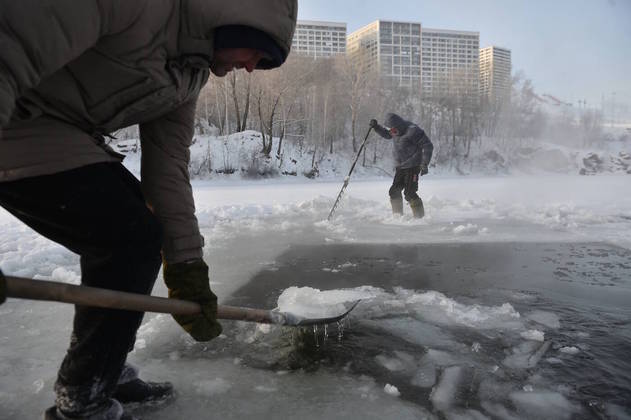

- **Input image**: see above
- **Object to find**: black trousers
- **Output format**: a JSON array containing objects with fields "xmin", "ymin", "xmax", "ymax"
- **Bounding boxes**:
[
  {"xmin": 0, "ymin": 163, "xmax": 162, "ymax": 416},
  {"xmin": 389, "ymin": 166, "xmax": 421, "ymax": 201}
]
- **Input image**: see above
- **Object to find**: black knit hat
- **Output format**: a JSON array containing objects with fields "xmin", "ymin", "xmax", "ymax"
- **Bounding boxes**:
[{"xmin": 214, "ymin": 25, "xmax": 286, "ymax": 69}]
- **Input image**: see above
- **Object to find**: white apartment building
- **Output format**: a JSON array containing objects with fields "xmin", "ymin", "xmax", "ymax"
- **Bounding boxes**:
[
  {"xmin": 347, "ymin": 21, "xmax": 480, "ymax": 98},
  {"xmin": 291, "ymin": 20, "xmax": 347, "ymax": 58},
  {"xmin": 421, "ymin": 28, "xmax": 480, "ymax": 99},
  {"xmin": 347, "ymin": 20, "xmax": 422, "ymax": 88},
  {"xmin": 480, "ymin": 46, "xmax": 512, "ymax": 102}
]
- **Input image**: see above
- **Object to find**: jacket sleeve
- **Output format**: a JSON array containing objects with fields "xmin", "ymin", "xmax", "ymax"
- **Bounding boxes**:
[
  {"xmin": 0, "ymin": 0, "xmax": 148, "ymax": 128},
  {"xmin": 140, "ymin": 99, "xmax": 204, "ymax": 264},
  {"xmin": 419, "ymin": 131, "xmax": 433, "ymax": 167},
  {"xmin": 372, "ymin": 123, "xmax": 392, "ymax": 140}
]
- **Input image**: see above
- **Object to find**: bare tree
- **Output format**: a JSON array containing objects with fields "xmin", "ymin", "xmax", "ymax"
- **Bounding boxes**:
[{"xmin": 338, "ymin": 55, "xmax": 377, "ymax": 152}]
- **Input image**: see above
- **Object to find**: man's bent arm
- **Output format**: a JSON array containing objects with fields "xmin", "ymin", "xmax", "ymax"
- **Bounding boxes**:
[
  {"xmin": 140, "ymin": 99, "xmax": 204, "ymax": 264},
  {"xmin": 372, "ymin": 123, "xmax": 392, "ymax": 140}
]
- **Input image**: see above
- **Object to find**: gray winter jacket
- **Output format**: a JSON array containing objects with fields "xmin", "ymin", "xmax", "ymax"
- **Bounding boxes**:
[
  {"xmin": 0, "ymin": 0, "xmax": 298, "ymax": 263},
  {"xmin": 373, "ymin": 113, "xmax": 434, "ymax": 170}
]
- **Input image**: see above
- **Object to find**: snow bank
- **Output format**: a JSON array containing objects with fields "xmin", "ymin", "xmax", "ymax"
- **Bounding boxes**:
[{"xmin": 114, "ymin": 130, "xmax": 631, "ymax": 180}]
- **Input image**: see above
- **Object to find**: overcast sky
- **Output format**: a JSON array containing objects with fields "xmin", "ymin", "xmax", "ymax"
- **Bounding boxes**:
[{"xmin": 297, "ymin": 0, "xmax": 631, "ymax": 110}]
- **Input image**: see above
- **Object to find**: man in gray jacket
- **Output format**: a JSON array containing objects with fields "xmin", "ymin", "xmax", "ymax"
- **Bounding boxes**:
[
  {"xmin": 370, "ymin": 113, "xmax": 434, "ymax": 218},
  {"xmin": 0, "ymin": 0, "xmax": 297, "ymax": 419}
]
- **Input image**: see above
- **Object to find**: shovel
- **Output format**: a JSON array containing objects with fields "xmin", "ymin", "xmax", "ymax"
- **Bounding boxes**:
[{"xmin": 4, "ymin": 275, "xmax": 359, "ymax": 326}]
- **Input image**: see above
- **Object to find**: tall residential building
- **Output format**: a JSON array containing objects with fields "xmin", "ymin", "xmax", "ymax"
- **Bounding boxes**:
[
  {"xmin": 421, "ymin": 28, "xmax": 480, "ymax": 99},
  {"xmin": 347, "ymin": 20, "xmax": 422, "ymax": 88},
  {"xmin": 291, "ymin": 20, "xmax": 347, "ymax": 58},
  {"xmin": 479, "ymin": 46, "xmax": 512, "ymax": 103}
]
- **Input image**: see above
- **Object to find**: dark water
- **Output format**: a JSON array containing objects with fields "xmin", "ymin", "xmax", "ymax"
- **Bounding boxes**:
[{"xmin": 221, "ymin": 242, "xmax": 631, "ymax": 419}]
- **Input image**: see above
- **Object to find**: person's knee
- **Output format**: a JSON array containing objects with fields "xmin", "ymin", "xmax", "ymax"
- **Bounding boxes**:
[
  {"xmin": 103, "ymin": 210, "xmax": 163, "ymax": 260},
  {"xmin": 389, "ymin": 186, "xmax": 403, "ymax": 199},
  {"xmin": 128, "ymin": 212, "xmax": 163, "ymax": 260},
  {"xmin": 404, "ymin": 191, "xmax": 420, "ymax": 202}
]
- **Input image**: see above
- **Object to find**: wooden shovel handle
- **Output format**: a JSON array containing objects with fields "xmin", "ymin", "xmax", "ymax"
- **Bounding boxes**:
[{"xmin": 4, "ymin": 276, "xmax": 275, "ymax": 324}]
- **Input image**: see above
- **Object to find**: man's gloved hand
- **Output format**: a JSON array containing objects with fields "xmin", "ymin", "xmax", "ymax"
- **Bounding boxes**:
[
  {"xmin": 369, "ymin": 119, "xmax": 378, "ymax": 128},
  {"xmin": 163, "ymin": 259, "xmax": 222, "ymax": 341},
  {"xmin": 420, "ymin": 165, "xmax": 429, "ymax": 176},
  {"xmin": 0, "ymin": 269, "xmax": 6, "ymax": 305}
]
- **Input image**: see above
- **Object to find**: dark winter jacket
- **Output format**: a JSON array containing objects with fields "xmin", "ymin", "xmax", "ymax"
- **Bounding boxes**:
[
  {"xmin": 373, "ymin": 113, "xmax": 434, "ymax": 169},
  {"xmin": 0, "ymin": 0, "xmax": 298, "ymax": 263}
]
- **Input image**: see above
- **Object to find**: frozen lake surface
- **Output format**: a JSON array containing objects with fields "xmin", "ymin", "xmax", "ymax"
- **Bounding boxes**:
[{"xmin": 1, "ymin": 175, "xmax": 630, "ymax": 419}]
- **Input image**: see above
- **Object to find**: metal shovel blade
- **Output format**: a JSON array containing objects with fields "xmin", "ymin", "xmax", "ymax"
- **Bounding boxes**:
[{"xmin": 271, "ymin": 300, "xmax": 361, "ymax": 326}]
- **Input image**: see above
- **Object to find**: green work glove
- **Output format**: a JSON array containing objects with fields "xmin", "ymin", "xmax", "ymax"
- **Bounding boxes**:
[
  {"xmin": 420, "ymin": 164, "xmax": 429, "ymax": 176},
  {"xmin": 163, "ymin": 259, "xmax": 222, "ymax": 341},
  {"xmin": 0, "ymin": 269, "xmax": 6, "ymax": 304}
]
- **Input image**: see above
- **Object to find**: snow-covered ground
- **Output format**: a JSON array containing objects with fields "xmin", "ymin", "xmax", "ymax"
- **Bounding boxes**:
[{"xmin": 1, "ymin": 171, "xmax": 630, "ymax": 419}]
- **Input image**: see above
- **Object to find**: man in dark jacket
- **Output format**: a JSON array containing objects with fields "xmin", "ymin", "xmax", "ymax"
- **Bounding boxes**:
[
  {"xmin": 0, "ymin": 0, "xmax": 297, "ymax": 419},
  {"xmin": 370, "ymin": 113, "xmax": 434, "ymax": 218}
]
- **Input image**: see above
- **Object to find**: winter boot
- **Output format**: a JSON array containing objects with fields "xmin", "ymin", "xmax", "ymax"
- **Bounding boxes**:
[
  {"xmin": 113, "ymin": 363, "xmax": 174, "ymax": 405},
  {"xmin": 390, "ymin": 197, "xmax": 404, "ymax": 215},
  {"xmin": 44, "ymin": 399, "xmax": 138, "ymax": 420},
  {"xmin": 114, "ymin": 378, "xmax": 174, "ymax": 405},
  {"xmin": 409, "ymin": 198, "xmax": 424, "ymax": 219}
]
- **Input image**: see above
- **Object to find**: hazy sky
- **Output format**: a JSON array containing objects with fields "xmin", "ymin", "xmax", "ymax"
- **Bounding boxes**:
[{"xmin": 297, "ymin": 0, "xmax": 631, "ymax": 109}]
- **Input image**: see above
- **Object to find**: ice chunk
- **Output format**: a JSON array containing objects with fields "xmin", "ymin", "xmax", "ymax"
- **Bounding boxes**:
[
  {"xmin": 453, "ymin": 223, "xmax": 488, "ymax": 235},
  {"xmin": 520, "ymin": 329, "xmax": 545, "ymax": 342},
  {"xmin": 383, "ymin": 383, "xmax": 401, "ymax": 397},
  {"xmin": 398, "ymin": 289, "xmax": 522, "ymax": 330},
  {"xmin": 481, "ymin": 402, "xmax": 521, "ymax": 420},
  {"xmin": 526, "ymin": 310, "xmax": 561, "ymax": 329},
  {"xmin": 375, "ymin": 355, "xmax": 406, "ymax": 371},
  {"xmin": 337, "ymin": 262, "xmax": 357, "ymax": 269},
  {"xmin": 503, "ymin": 341, "xmax": 551, "ymax": 369},
  {"xmin": 559, "ymin": 346, "xmax": 580, "ymax": 355},
  {"xmin": 376, "ymin": 351, "xmax": 416, "ymax": 372},
  {"xmin": 509, "ymin": 390, "xmax": 580, "ymax": 419},
  {"xmin": 276, "ymin": 286, "xmax": 378, "ymax": 318},
  {"xmin": 366, "ymin": 318, "xmax": 465, "ymax": 351},
  {"xmin": 430, "ymin": 366, "xmax": 463, "ymax": 411}
]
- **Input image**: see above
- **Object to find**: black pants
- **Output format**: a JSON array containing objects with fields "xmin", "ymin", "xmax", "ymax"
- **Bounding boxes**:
[
  {"xmin": 0, "ymin": 163, "xmax": 162, "ymax": 416},
  {"xmin": 389, "ymin": 166, "xmax": 421, "ymax": 201}
]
